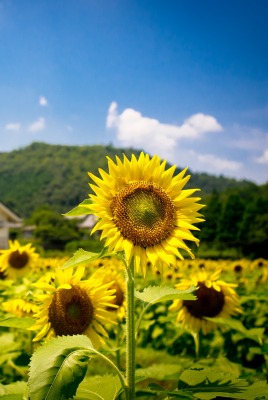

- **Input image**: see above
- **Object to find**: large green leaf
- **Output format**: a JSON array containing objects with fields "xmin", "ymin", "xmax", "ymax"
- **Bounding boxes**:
[
  {"xmin": 205, "ymin": 317, "xmax": 264, "ymax": 344},
  {"xmin": 135, "ymin": 285, "xmax": 196, "ymax": 305},
  {"xmin": 60, "ymin": 247, "xmax": 114, "ymax": 270},
  {"xmin": 74, "ymin": 375, "xmax": 122, "ymax": 400},
  {"xmin": 63, "ymin": 199, "xmax": 93, "ymax": 217},
  {"xmin": 0, "ymin": 317, "xmax": 35, "ymax": 329},
  {"xmin": 28, "ymin": 335, "xmax": 94, "ymax": 400}
]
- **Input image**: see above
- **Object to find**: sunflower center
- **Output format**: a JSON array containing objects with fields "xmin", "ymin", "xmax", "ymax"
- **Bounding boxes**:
[
  {"xmin": 107, "ymin": 283, "xmax": 124, "ymax": 310},
  {"xmin": 8, "ymin": 250, "xmax": 29, "ymax": 269},
  {"xmin": 183, "ymin": 282, "xmax": 225, "ymax": 319},
  {"xmin": 234, "ymin": 265, "xmax": 242, "ymax": 273},
  {"xmin": 48, "ymin": 285, "xmax": 93, "ymax": 336},
  {"xmin": 110, "ymin": 181, "xmax": 175, "ymax": 247}
]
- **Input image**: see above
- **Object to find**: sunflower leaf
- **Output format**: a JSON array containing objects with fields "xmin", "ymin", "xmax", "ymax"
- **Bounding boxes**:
[
  {"xmin": 60, "ymin": 247, "xmax": 114, "ymax": 270},
  {"xmin": 205, "ymin": 317, "xmax": 264, "ymax": 344},
  {"xmin": 0, "ymin": 317, "xmax": 35, "ymax": 329},
  {"xmin": 63, "ymin": 199, "xmax": 93, "ymax": 216},
  {"xmin": 172, "ymin": 367, "xmax": 268, "ymax": 399},
  {"xmin": 28, "ymin": 335, "xmax": 94, "ymax": 400},
  {"xmin": 134, "ymin": 285, "xmax": 196, "ymax": 305},
  {"xmin": 74, "ymin": 374, "xmax": 122, "ymax": 400},
  {"xmin": 136, "ymin": 363, "xmax": 183, "ymax": 383}
]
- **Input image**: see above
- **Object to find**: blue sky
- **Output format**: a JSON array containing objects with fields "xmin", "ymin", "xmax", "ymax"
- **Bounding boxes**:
[{"xmin": 0, "ymin": 0, "xmax": 268, "ymax": 184}]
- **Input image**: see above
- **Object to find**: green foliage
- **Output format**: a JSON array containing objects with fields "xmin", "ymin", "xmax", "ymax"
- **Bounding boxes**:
[
  {"xmin": 64, "ymin": 199, "xmax": 93, "ymax": 217},
  {"xmin": 205, "ymin": 317, "xmax": 264, "ymax": 345},
  {"xmin": 139, "ymin": 367, "xmax": 268, "ymax": 399},
  {"xmin": 135, "ymin": 285, "xmax": 196, "ymax": 304},
  {"xmin": 74, "ymin": 375, "xmax": 122, "ymax": 400},
  {"xmin": 29, "ymin": 206, "xmax": 81, "ymax": 250},
  {"xmin": 0, "ymin": 317, "xmax": 35, "ymax": 329},
  {"xmin": 0, "ymin": 381, "xmax": 27, "ymax": 399},
  {"xmin": 28, "ymin": 335, "xmax": 93, "ymax": 400},
  {"xmin": 60, "ymin": 247, "xmax": 114, "ymax": 270}
]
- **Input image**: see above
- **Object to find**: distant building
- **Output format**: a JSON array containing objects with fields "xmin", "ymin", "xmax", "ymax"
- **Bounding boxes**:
[
  {"xmin": 0, "ymin": 202, "xmax": 23, "ymax": 249},
  {"xmin": 65, "ymin": 213, "xmax": 98, "ymax": 232}
]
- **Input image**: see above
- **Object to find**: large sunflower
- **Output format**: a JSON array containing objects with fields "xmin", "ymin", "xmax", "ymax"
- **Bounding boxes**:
[
  {"xmin": 29, "ymin": 266, "xmax": 118, "ymax": 348},
  {"xmin": 169, "ymin": 269, "xmax": 241, "ymax": 334},
  {"xmin": 0, "ymin": 240, "xmax": 39, "ymax": 279},
  {"xmin": 89, "ymin": 153, "xmax": 204, "ymax": 275}
]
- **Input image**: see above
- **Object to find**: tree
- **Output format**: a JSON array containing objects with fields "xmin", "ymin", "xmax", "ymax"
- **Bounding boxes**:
[{"xmin": 29, "ymin": 206, "xmax": 81, "ymax": 250}]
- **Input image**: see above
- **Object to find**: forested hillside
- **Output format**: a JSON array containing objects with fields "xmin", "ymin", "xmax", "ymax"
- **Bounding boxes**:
[
  {"xmin": 0, "ymin": 142, "xmax": 255, "ymax": 217},
  {"xmin": 1, "ymin": 142, "xmax": 267, "ymax": 258}
]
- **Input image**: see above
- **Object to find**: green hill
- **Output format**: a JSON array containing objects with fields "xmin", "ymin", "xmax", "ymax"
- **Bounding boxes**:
[{"xmin": 0, "ymin": 142, "xmax": 257, "ymax": 218}]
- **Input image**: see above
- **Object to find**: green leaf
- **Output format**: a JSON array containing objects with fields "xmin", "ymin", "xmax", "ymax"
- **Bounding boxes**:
[
  {"xmin": 205, "ymin": 317, "xmax": 264, "ymax": 344},
  {"xmin": 0, "ymin": 317, "xmax": 35, "ymax": 329},
  {"xmin": 28, "ymin": 335, "xmax": 94, "ymax": 400},
  {"xmin": 172, "ymin": 367, "xmax": 268, "ymax": 399},
  {"xmin": 136, "ymin": 363, "xmax": 183, "ymax": 383},
  {"xmin": 74, "ymin": 375, "xmax": 122, "ymax": 400},
  {"xmin": 135, "ymin": 285, "xmax": 196, "ymax": 305},
  {"xmin": 60, "ymin": 247, "xmax": 114, "ymax": 270},
  {"xmin": 0, "ymin": 381, "xmax": 27, "ymax": 399},
  {"xmin": 63, "ymin": 199, "xmax": 93, "ymax": 217}
]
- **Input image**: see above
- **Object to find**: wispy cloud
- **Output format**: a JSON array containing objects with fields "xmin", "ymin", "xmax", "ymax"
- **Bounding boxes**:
[
  {"xmin": 39, "ymin": 96, "xmax": 48, "ymax": 106},
  {"xmin": 5, "ymin": 122, "xmax": 21, "ymax": 131},
  {"xmin": 193, "ymin": 152, "xmax": 242, "ymax": 171},
  {"xmin": 255, "ymin": 149, "xmax": 268, "ymax": 164},
  {"xmin": 106, "ymin": 101, "xmax": 223, "ymax": 158},
  {"xmin": 230, "ymin": 125, "xmax": 268, "ymax": 151},
  {"xmin": 28, "ymin": 117, "xmax": 45, "ymax": 132}
]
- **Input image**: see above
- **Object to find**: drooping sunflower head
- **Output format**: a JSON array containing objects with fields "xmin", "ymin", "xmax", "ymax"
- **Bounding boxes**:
[
  {"xmin": 89, "ymin": 153, "xmax": 204, "ymax": 275},
  {"xmin": 169, "ymin": 269, "xmax": 242, "ymax": 335},
  {"xmin": 0, "ymin": 240, "xmax": 40, "ymax": 279},
  {"xmin": 29, "ymin": 266, "xmax": 118, "ymax": 348}
]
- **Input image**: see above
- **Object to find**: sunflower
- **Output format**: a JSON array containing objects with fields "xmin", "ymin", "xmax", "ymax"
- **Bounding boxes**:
[
  {"xmin": 29, "ymin": 266, "xmax": 118, "ymax": 348},
  {"xmin": 89, "ymin": 153, "xmax": 204, "ymax": 275},
  {"xmin": 91, "ymin": 264, "xmax": 126, "ymax": 321},
  {"xmin": 169, "ymin": 269, "xmax": 241, "ymax": 334},
  {"xmin": 0, "ymin": 240, "xmax": 40, "ymax": 279},
  {"xmin": 2, "ymin": 298, "xmax": 38, "ymax": 317}
]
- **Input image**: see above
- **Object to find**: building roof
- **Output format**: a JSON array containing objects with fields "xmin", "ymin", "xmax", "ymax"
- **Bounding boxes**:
[
  {"xmin": 78, "ymin": 214, "xmax": 97, "ymax": 229},
  {"xmin": 0, "ymin": 202, "xmax": 23, "ymax": 223}
]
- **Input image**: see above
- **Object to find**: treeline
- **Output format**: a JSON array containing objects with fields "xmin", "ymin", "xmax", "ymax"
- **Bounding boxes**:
[
  {"xmin": 0, "ymin": 142, "xmax": 254, "ymax": 217},
  {"xmin": 197, "ymin": 184, "xmax": 268, "ymax": 259},
  {"xmin": 1, "ymin": 142, "xmax": 267, "ymax": 258}
]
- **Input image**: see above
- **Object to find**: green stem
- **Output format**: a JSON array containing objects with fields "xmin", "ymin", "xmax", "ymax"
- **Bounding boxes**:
[
  {"xmin": 135, "ymin": 303, "xmax": 148, "ymax": 340},
  {"xmin": 116, "ymin": 322, "xmax": 122, "ymax": 369},
  {"xmin": 192, "ymin": 330, "xmax": 200, "ymax": 359},
  {"xmin": 125, "ymin": 259, "xmax": 136, "ymax": 400},
  {"xmin": 95, "ymin": 351, "xmax": 127, "ymax": 394}
]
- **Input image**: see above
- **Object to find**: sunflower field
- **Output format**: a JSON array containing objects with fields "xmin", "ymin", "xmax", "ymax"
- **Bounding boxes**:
[{"xmin": 0, "ymin": 152, "xmax": 268, "ymax": 400}]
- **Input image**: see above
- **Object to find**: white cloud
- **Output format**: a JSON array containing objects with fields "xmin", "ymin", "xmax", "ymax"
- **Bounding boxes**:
[
  {"xmin": 106, "ymin": 101, "xmax": 223, "ymax": 158},
  {"xmin": 5, "ymin": 122, "xmax": 21, "ymax": 131},
  {"xmin": 230, "ymin": 125, "xmax": 268, "ymax": 150},
  {"xmin": 255, "ymin": 149, "xmax": 268, "ymax": 164},
  {"xmin": 39, "ymin": 96, "xmax": 48, "ymax": 106},
  {"xmin": 193, "ymin": 152, "xmax": 242, "ymax": 171},
  {"xmin": 28, "ymin": 117, "xmax": 45, "ymax": 132}
]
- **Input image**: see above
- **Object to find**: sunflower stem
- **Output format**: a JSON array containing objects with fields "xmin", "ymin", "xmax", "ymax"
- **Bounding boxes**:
[
  {"xmin": 192, "ymin": 330, "xmax": 200, "ymax": 359},
  {"xmin": 125, "ymin": 259, "xmax": 136, "ymax": 400}
]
